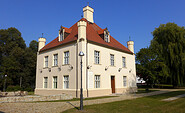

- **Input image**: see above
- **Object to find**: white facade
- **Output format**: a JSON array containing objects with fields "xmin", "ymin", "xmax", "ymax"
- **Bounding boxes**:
[{"xmin": 35, "ymin": 6, "xmax": 137, "ymax": 97}]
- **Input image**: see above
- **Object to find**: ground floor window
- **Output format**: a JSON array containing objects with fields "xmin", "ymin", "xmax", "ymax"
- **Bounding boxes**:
[
  {"xmin": 95, "ymin": 75, "xmax": 100, "ymax": 88},
  {"xmin": 64, "ymin": 75, "xmax": 69, "ymax": 89},
  {"xmin": 123, "ymin": 76, "xmax": 127, "ymax": 87},
  {"xmin": 44, "ymin": 77, "xmax": 48, "ymax": 88},
  {"xmin": 53, "ymin": 76, "xmax": 57, "ymax": 88}
]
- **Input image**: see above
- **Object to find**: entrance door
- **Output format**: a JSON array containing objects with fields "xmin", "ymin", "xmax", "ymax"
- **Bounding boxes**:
[{"xmin": 111, "ymin": 76, "xmax": 115, "ymax": 93}]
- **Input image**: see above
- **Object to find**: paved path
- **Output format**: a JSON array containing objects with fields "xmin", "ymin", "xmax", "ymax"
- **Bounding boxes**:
[
  {"xmin": 162, "ymin": 93, "xmax": 185, "ymax": 101},
  {"xmin": 0, "ymin": 89, "xmax": 184, "ymax": 113}
]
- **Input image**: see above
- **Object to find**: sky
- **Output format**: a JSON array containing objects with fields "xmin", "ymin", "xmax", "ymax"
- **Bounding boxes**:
[{"xmin": 1, "ymin": 0, "xmax": 185, "ymax": 53}]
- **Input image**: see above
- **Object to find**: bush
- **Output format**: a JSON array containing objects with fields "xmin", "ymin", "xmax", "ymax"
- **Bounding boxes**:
[{"xmin": 6, "ymin": 85, "xmax": 22, "ymax": 91}]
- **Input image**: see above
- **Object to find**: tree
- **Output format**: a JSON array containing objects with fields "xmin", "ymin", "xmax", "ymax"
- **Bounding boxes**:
[
  {"xmin": 151, "ymin": 23, "xmax": 185, "ymax": 87},
  {"xmin": 136, "ymin": 47, "xmax": 167, "ymax": 88},
  {"xmin": 0, "ymin": 27, "xmax": 38, "ymax": 91}
]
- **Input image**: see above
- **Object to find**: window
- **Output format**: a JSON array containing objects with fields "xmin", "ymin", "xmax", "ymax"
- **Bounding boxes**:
[
  {"xmin": 53, "ymin": 76, "xmax": 57, "ymax": 88},
  {"xmin": 105, "ymin": 33, "xmax": 109, "ymax": 42},
  {"xmin": 95, "ymin": 75, "xmax": 100, "ymax": 88},
  {"xmin": 123, "ymin": 76, "xmax": 127, "ymax": 87},
  {"xmin": 122, "ymin": 57, "xmax": 126, "ymax": 67},
  {"xmin": 94, "ymin": 51, "xmax": 100, "ymax": 64},
  {"xmin": 59, "ymin": 26, "xmax": 64, "ymax": 41},
  {"xmin": 53, "ymin": 54, "xmax": 58, "ymax": 66},
  {"xmin": 59, "ymin": 32, "xmax": 63, "ymax": 41},
  {"xmin": 64, "ymin": 75, "xmax": 69, "ymax": 89},
  {"xmin": 44, "ymin": 56, "xmax": 48, "ymax": 67},
  {"xmin": 44, "ymin": 77, "xmax": 48, "ymax": 88},
  {"xmin": 64, "ymin": 51, "xmax": 69, "ymax": 64},
  {"xmin": 110, "ymin": 54, "xmax": 114, "ymax": 66}
]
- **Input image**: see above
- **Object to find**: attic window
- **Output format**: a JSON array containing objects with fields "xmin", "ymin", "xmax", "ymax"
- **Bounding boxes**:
[
  {"xmin": 104, "ymin": 30, "xmax": 110, "ymax": 43},
  {"xmin": 59, "ymin": 26, "xmax": 64, "ymax": 42}
]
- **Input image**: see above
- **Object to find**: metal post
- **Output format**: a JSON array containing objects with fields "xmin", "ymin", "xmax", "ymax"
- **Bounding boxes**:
[
  {"xmin": 80, "ymin": 57, "xmax": 83, "ymax": 110},
  {"xmin": 3, "ymin": 75, "xmax": 7, "ymax": 92}
]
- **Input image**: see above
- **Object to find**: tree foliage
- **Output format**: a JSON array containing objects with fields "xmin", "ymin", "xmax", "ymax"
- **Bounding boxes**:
[
  {"xmin": 0, "ymin": 27, "xmax": 38, "ymax": 91},
  {"xmin": 136, "ymin": 23, "xmax": 185, "ymax": 87},
  {"xmin": 151, "ymin": 23, "xmax": 185, "ymax": 87}
]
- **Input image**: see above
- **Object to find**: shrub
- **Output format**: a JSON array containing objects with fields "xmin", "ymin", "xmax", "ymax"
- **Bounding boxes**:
[{"xmin": 6, "ymin": 85, "xmax": 22, "ymax": 91}]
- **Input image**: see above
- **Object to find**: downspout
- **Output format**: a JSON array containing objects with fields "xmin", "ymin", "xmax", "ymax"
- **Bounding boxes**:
[
  {"xmin": 76, "ymin": 43, "xmax": 78, "ymax": 98},
  {"xmin": 86, "ymin": 42, "xmax": 88, "ymax": 97}
]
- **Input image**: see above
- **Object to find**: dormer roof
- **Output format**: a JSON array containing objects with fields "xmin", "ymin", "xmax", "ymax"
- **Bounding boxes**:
[{"xmin": 40, "ymin": 18, "xmax": 133, "ymax": 54}]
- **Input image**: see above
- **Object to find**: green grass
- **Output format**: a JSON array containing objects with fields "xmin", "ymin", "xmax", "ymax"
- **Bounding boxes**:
[
  {"xmin": 63, "ymin": 90, "xmax": 185, "ymax": 113},
  {"xmin": 136, "ymin": 88, "xmax": 159, "ymax": 94},
  {"xmin": 32, "ymin": 96, "xmax": 118, "ymax": 103}
]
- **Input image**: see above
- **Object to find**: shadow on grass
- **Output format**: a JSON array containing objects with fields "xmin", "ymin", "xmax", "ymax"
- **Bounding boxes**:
[{"xmin": 66, "ymin": 102, "xmax": 79, "ymax": 110}]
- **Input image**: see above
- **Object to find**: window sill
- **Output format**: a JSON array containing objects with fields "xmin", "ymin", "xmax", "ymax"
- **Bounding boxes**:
[
  {"xmin": 122, "ymin": 67, "xmax": 127, "ymax": 69},
  {"xmin": 94, "ymin": 63, "xmax": 102, "ymax": 65},
  {"xmin": 52, "ymin": 66, "xmax": 58, "ymax": 67},
  {"xmin": 43, "ymin": 67, "xmax": 49, "ymax": 69},
  {"xmin": 62, "ymin": 64, "xmax": 70, "ymax": 66},
  {"xmin": 110, "ymin": 65, "xmax": 116, "ymax": 67}
]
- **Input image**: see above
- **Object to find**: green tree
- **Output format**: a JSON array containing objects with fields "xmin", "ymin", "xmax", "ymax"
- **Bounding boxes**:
[
  {"xmin": 0, "ymin": 27, "xmax": 38, "ymax": 91},
  {"xmin": 136, "ymin": 47, "xmax": 167, "ymax": 88},
  {"xmin": 151, "ymin": 23, "xmax": 185, "ymax": 87}
]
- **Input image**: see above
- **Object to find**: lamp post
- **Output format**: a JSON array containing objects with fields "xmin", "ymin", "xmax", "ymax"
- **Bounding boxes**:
[
  {"xmin": 3, "ymin": 75, "xmax": 7, "ymax": 92},
  {"xmin": 79, "ymin": 51, "xmax": 84, "ymax": 110}
]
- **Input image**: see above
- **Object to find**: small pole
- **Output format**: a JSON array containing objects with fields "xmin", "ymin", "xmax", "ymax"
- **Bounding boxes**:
[
  {"xmin": 3, "ymin": 75, "xmax": 7, "ymax": 92},
  {"xmin": 80, "ymin": 57, "xmax": 83, "ymax": 110}
]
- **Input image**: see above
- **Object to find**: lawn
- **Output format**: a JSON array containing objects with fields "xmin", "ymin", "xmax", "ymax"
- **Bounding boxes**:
[
  {"xmin": 136, "ymin": 88, "xmax": 159, "ymax": 94},
  {"xmin": 63, "ymin": 90, "xmax": 185, "ymax": 113}
]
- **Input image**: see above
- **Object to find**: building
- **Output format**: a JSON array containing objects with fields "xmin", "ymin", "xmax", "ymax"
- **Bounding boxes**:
[{"xmin": 35, "ymin": 5, "xmax": 137, "ymax": 97}]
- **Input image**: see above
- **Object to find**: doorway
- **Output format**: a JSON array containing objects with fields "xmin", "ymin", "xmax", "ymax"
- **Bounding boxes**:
[{"xmin": 111, "ymin": 76, "xmax": 115, "ymax": 93}]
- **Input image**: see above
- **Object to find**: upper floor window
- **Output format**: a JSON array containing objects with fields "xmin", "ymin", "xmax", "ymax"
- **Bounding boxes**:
[
  {"xmin": 110, "ymin": 54, "xmax": 114, "ymax": 66},
  {"xmin": 53, "ymin": 54, "xmax": 58, "ymax": 66},
  {"xmin": 64, "ymin": 51, "xmax": 69, "ymax": 64},
  {"xmin": 59, "ymin": 26, "xmax": 64, "ymax": 41},
  {"xmin": 64, "ymin": 75, "xmax": 69, "ymax": 89},
  {"xmin": 94, "ymin": 51, "xmax": 100, "ymax": 64},
  {"xmin": 123, "ymin": 76, "xmax": 127, "ymax": 87},
  {"xmin": 44, "ymin": 77, "xmax": 48, "ymax": 88},
  {"xmin": 44, "ymin": 56, "xmax": 48, "ymax": 68},
  {"xmin": 53, "ymin": 76, "xmax": 57, "ymax": 88},
  {"xmin": 122, "ymin": 57, "xmax": 126, "ymax": 67},
  {"xmin": 95, "ymin": 75, "xmax": 100, "ymax": 88},
  {"xmin": 104, "ymin": 29, "xmax": 110, "ymax": 43}
]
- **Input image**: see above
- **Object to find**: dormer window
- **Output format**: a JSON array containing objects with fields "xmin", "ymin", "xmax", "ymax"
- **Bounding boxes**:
[
  {"xmin": 59, "ymin": 26, "xmax": 64, "ymax": 42},
  {"xmin": 104, "ymin": 29, "xmax": 110, "ymax": 43}
]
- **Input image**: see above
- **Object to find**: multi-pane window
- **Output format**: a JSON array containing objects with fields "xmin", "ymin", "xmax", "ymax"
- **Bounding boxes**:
[
  {"xmin": 94, "ymin": 51, "xmax": 100, "ymax": 64},
  {"xmin": 64, "ymin": 51, "xmax": 69, "ymax": 64},
  {"xmin": 44, "ymin": 56, "xmax": 48, "ymax": 67},
  {"xmin": 95, "ymin": 75, "xmax": 100, "ymax": 88},
  {"xmin": 110, "ymin": 54, "xmax": 114, "ymax": 66},
  {"xmin": 53, "ymin": 76, "xmax": 57, "ymax": 88},
  {"xmin": 123, "ymin": 76, "xmax": 127, "ymax": 87},
  {"xmin": 105, "ymin": 33, "xmax": 109, "ymax": 42},
  {"xmin": 64, "ymin": 75, "xmax": 69, "ymax": 89},
  {"xmin": 53, "ymin": 54, "xmax": 58, "ymax": 66},
  {"xmin": 44, "ymin": 77, "xmax": 48, "ymax": 88},
  {"xmin": 122, "ymin": 57, "xmax": 126, "ymax": 67}
]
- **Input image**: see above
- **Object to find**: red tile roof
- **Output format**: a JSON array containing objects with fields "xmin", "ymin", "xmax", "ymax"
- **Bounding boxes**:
[{"xmin": 40, "ymin": 18, "xmax": 133, "ymax": 54}]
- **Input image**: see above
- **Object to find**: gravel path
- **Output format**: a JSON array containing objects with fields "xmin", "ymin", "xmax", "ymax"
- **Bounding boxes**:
[{"xmin": 0, "ymin": 89, "xmax": 183, "ymax": 113}]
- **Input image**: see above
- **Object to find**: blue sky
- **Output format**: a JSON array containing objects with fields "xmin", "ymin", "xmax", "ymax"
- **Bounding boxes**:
[{"xmin": 1, "ymin": 0, "xmax": 185, "ymax": 53}]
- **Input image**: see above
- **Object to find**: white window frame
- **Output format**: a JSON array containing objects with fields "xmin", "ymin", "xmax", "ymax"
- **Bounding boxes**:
[
  {"xmin": 110, "ymin": 54, "xmax": 114, "ymax": 66},
  {"xmin": 63, "ymin": 75, "xmax": 69, "ymax": 89},
  {"xmin": 53, "ymin": 54, "xmax": 58, "ymax": 66},
  {"xmin": 44, "ymin": 77, "xmax": 48, "ymax": 88},
  {"xmin": 105, "ymin": 33, "xmax": 109, "ymax": 42},
  {"xmin": 123, "ymin": 76, "xmax": 127, "ymax": 87},
  {"xmin": 53, "ymin": 76, "xmax": 57, "ymax": 88},
  {"xmin": 122, "ymin": 57, "xmax": 126, "ymax": 68},
  {"xmin": 94, "ymin": 51, "xmax": 100, "ymax": 64},
  {"xmin": 44, "ymin": 56, "xmax": 48, "ymax": 68},
  {"xmin": 95, "ymin": 75, "xmax": 100, "ymax": 88},
  {"xmin": 64, "ymin": 51, "xmax": 69, "ymax": 65}
]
